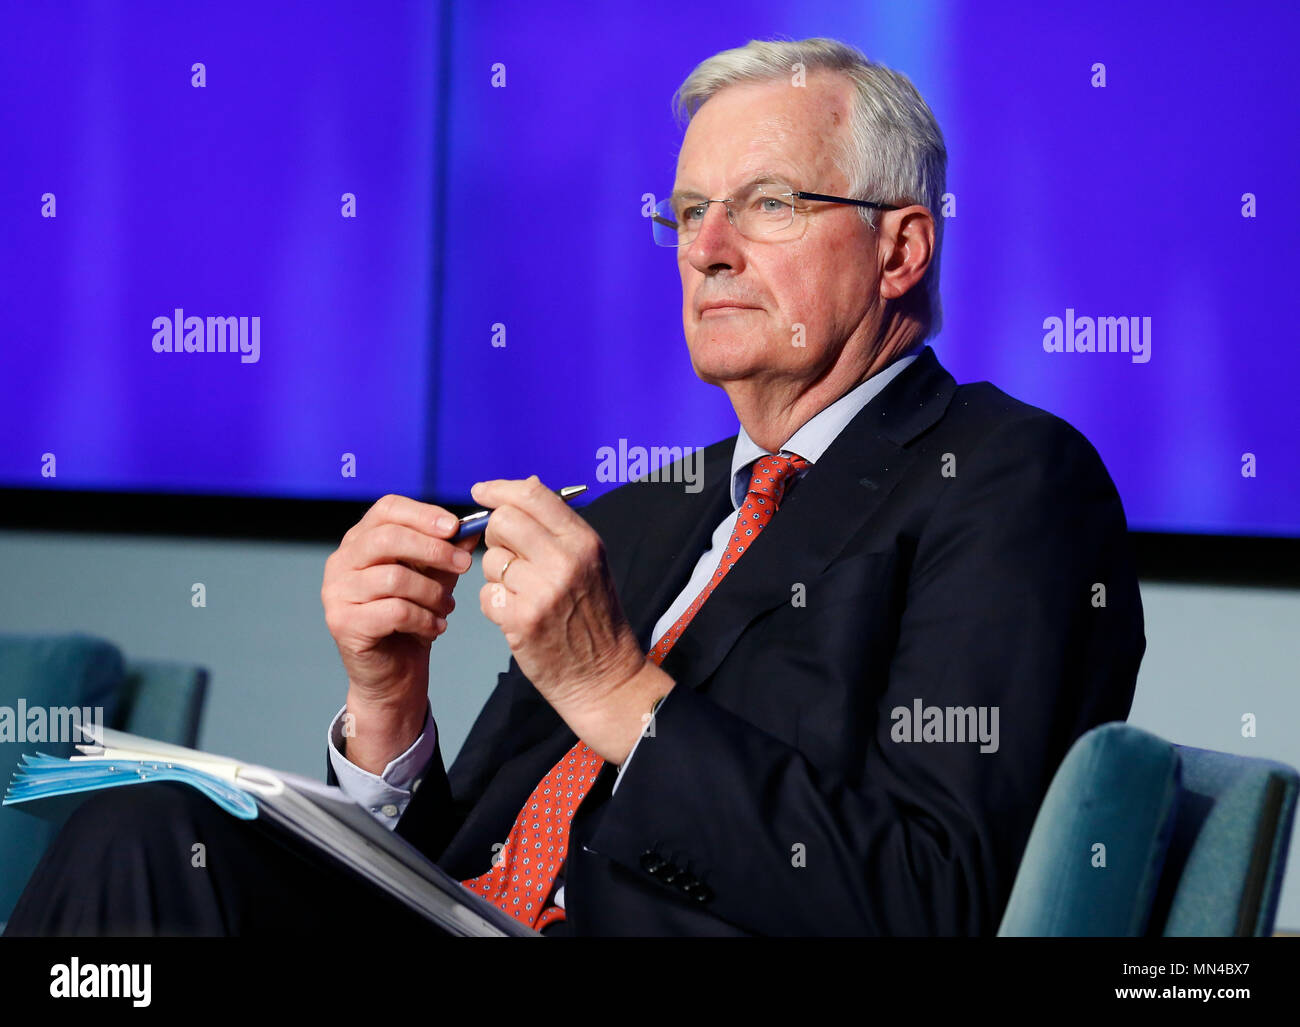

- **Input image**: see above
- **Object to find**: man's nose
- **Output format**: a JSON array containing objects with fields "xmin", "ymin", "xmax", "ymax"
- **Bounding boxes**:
[{"xmin": 684, "ymin": 201, "xmax": 744, "ymax": 274}]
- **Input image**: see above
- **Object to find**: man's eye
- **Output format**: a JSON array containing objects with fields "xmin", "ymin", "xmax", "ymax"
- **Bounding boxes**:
[
  {"xmin": 682, "ymin": 204, "xmax": 707, "ymax": 222},
  {"xmin": 758, "ymin": 196, "xmax": 790, "ymax": 213}
]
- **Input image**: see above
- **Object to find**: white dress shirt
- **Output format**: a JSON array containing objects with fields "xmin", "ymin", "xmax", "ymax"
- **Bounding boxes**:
[{"xmin": 326, "ymin": 352, "xmax": 919, "ymax": 912}]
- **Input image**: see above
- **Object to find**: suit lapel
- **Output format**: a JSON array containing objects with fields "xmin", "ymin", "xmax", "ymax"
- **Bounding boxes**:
[
  {"xmin": 653, "ymin": 346, "xmax": 957, "ymax": 693},
  {"xmin": 617, "ymin": 439, "xmax": 735, "ymax": 652}
]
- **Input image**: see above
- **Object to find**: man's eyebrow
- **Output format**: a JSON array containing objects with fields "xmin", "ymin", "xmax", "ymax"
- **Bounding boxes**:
[{"xmin": 670, "ymin": 172, "xmax": 799, "ymax": 201}]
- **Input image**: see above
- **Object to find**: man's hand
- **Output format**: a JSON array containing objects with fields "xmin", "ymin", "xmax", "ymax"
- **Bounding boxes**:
[
  {"xmin": 472, "ymin": 475, "xmax": 674, "ymax": 764},
  {"xmin": 321, "ymin": 494, "xmax": 480, "ymax": 773}
]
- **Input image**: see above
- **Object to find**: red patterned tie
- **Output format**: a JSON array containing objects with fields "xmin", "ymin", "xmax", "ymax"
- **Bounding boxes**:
[{"xmin": 460, "ymin": 452, "xmax": 810, "ymax": 930}]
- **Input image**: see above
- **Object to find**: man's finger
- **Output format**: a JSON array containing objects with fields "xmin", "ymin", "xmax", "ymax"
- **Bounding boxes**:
[
  {"xmin": 482, "ymin": 503, "xmax": 557, "ymax": 569},
  {"xmin": 453, "ymin": 530, "xmax": 482, "ymax": 552},
  {"xmin": 469, "ymin": 476, "xmax": 581, "ymax": 536},
  {"xmin": 353, "ymin": 523, "xmax": 473, "ymax": 576},
  {"xmin": 351, "ymin": 493, "xmax": 465, "ymax": 542}
]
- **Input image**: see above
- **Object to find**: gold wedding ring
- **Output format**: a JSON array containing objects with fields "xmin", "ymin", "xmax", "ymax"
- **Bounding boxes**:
[{"xmin": 499, "ymin": 555, "xmax": 516, "ymax": 585}]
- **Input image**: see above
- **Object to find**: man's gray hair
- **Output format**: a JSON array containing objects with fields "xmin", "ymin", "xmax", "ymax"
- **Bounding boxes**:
[{"xmin": 673, "ymin": 38, "xmax": 947, "ymax": 340}]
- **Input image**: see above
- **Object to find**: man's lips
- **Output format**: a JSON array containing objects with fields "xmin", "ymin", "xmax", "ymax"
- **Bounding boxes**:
[{"xmin": 698, "ymin": 302, "xmax": 761, "ymax": 317}]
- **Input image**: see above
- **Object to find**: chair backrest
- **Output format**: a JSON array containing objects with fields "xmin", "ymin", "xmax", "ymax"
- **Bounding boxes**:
[
  {"xmin": 998, "ymin": 722, "xmax": 1298, "ymax": 936},
  {"xmin": 1150, "ymin": 744, "xmax": 1297, "ymax": 936},
  {"xmin": 116, "ymin": 659, "xmax": 208, "ymax": 749}
]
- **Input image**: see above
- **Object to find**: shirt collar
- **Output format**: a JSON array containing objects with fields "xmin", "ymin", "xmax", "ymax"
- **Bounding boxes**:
[{"xmin": 728, "ymin": 353, "xmax": 919, "ymax": 508}]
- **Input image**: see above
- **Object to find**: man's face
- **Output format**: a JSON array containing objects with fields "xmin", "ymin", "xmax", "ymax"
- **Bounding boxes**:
[{"xmin": 672, "ymin": 72, "xmax": 881, "ymax": 391}]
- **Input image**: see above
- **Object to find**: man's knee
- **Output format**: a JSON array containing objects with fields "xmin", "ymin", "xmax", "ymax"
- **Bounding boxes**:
[
  {"xmin": 7, "ymin": 781, "xmax": 303, "ymax": 936},
  {"xmin": 68, "ymin": 780, "xmax": 211, "ymax": 824},
  {"xmin": 58, "ymin": 781, "xmax": 233, "ymax": 852}
]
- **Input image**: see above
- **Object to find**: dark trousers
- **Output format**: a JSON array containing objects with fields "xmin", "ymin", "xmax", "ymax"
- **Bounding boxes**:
[{"xmin": 2, "ymin": 782, "xmax": 511, "ymax": 937}]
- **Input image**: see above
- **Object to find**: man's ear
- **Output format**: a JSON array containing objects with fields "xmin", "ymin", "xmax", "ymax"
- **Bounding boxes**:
[{"xmin": 878, "ymin": 205, "xmax": 935, "ymax": 303}]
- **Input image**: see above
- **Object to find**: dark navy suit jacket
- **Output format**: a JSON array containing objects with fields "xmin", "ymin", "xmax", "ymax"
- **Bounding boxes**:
[{"xmin": 330, "ymin": 346, "xmax": 1145, "ymax": 936}]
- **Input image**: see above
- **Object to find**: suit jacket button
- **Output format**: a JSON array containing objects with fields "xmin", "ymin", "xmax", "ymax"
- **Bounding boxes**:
[
  {"xmin": 640, "ymin": 851, "xmax": 667, "ymax": 874},
  {"xmin": 655, "ymin": 863, "xmax": 681, "ymax": 884},
  {"xmin": 691, "ymin": 883, "xmax": 713, "ymax": 903},
  {"xmin": 672, "ymin": 872, "xmax": 699, "ymax": 892}
]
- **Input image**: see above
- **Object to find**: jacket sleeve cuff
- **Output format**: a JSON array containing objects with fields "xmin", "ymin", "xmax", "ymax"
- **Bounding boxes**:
[{"xmin": 611, "ymin": 688, "xmax": 674, "ymax": 795}]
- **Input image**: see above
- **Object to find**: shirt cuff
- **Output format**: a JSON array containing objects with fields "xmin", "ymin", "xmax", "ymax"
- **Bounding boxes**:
[
  {"xmin": 611, "ymin": 689, "xmax": 672, "ymax": 796},
  {"xmin": 327, "ymin": 703, "xmax": 438, "ymax": 830}
]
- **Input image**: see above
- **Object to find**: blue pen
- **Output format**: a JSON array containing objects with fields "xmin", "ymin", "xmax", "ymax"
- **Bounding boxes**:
[{"xmin": 453, "ymin": 484, "xmax": 588, "ymax": 541}]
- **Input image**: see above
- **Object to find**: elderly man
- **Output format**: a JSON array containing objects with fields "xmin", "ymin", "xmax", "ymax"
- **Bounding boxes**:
[{"xmin": 6, "ymin": 38, "xmax": 1143, "ymax": 938}]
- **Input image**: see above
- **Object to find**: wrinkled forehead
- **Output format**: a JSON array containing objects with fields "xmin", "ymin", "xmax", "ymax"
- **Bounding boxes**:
[
  {"xmin": 670, "ymin": 169, "xmax": 799, "ymax": 203},
  {"xmin": 672, "ymin": 77, "xmax": 853, "ymax": 197}
]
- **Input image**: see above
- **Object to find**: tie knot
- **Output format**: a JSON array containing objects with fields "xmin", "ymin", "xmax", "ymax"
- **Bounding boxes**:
[{"xmin": 746, "ymin": 452, "xmax": 809, "ymax": 507}]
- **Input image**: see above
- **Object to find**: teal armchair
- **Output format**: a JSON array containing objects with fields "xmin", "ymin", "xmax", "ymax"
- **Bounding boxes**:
[
  {"xmin": 998, "ymin": 722, "xmax": 1298, "ymax": 936},
  {"xmin": 0, "ymin": 633, "xmax": 208, "ymax": 925}
]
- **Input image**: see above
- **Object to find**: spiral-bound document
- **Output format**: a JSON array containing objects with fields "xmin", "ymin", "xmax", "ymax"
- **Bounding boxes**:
[{"xmin": 3, "ymin": 727, "xmax": 537, "ymax": 938}]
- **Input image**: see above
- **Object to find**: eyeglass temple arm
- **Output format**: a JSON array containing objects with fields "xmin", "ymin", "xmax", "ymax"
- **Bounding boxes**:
[{"xmin": 792, "ymin": 191, "xmax": 901, "ymax": 211}]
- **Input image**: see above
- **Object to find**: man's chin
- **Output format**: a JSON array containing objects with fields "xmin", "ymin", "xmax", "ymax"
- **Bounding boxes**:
[
  {"xmin": 690, "ymin": 360, "xmax": 767, "ymax": 388},
  {"xmin": 687, "ymin": 335, "xmax": 777, "ymax": 385}
]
